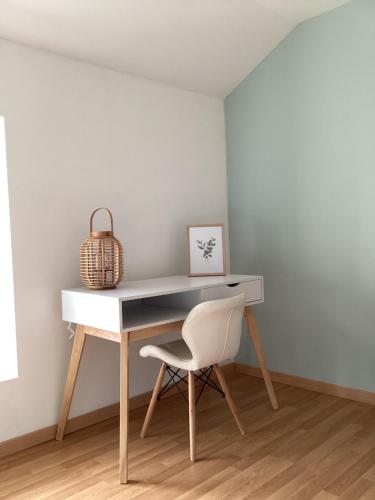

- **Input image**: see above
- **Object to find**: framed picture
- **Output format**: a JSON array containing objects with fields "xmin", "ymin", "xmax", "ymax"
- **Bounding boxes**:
[{"xmin": 186, "ymin": 224, "xmax": 226, "ymax": 276}]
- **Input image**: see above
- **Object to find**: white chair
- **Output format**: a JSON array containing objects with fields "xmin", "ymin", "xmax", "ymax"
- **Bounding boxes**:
[{"xmin": 139, "ymin": 294, "xmax": 246, "ymax": 461}]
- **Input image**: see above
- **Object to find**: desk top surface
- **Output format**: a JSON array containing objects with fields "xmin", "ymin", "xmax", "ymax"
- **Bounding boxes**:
[{"xmin": 62, "ymin": 274, "xmax": 261, "ymax": 301}]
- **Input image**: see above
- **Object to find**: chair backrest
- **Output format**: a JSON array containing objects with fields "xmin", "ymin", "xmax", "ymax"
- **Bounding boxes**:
[{"xmin": 182, "ymin": 294, "xmax": 245, "ymax": 370}]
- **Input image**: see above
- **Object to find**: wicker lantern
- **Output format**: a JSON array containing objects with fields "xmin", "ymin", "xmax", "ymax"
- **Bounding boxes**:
[{"xmin": 80, "ymin": 208, "xmax": 123, "ymax": 290}]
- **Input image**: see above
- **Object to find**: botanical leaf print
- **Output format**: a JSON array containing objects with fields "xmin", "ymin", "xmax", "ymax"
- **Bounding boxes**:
[{"xmin": 196, "ymin": 237, "xmax": 216, "ymax": 260}]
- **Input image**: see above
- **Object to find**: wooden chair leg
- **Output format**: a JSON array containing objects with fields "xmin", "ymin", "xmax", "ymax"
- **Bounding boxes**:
[
  {"xmin": 56, "ymin": 325, "xmax": 86, "ymax": 440},
  {"xmin": 243, "ymin": 306, "xmax": 279, "ymax": 410},
  {"xmin": 188, "ymin": 371, "xmax": 196, "ymax": 462},
  {"xmin": 214, "ymin": 364, "xmax": 245, "ymax": 435},
  {"xmin": 140, "ymin": 362, "xmax": 167, "ymax": 438}
]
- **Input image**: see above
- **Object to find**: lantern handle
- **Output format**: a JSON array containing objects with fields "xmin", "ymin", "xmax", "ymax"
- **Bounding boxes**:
[{"xmin": 89, "ymin": 207, "xmax": 114, "ymax": 234}]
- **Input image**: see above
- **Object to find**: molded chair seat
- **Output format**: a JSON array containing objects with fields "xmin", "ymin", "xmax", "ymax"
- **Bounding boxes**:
[{"xmin": 140, "ymin": 339, "xmax": 194, "ymax": 371}]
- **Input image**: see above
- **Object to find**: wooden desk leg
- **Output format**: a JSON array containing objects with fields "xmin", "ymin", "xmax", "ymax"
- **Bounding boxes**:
[
  {"xmin": 119, "ymin": 333, "xmax": 129, "ymax": 484},
  {"xmin": 56, "ymin": 325, "xmax": 86, "ymax": 440},
  {"xmin": 243, "ymin": 306, "xmax": 279, "ymax": 410}
]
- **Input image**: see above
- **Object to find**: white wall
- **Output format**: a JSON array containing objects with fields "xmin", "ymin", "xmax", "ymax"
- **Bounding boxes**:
[
  {"xmin": 0, "ymin": 117, "xmax": 17, "ymax": 382},
  {"xmin": 0, "ymin": 39, "xmax": 228, "ymax": 442}
]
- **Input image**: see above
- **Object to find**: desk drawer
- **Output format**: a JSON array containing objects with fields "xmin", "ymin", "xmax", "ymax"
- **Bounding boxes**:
[{"xmin": 201, "ymin": 279, "xmax": 263, "ymax": 304}]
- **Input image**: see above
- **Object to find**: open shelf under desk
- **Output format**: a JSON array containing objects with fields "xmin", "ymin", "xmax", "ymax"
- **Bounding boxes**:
[{"xmin": 121, "ymin": 303, "xmax": 189, "ymax": 332}]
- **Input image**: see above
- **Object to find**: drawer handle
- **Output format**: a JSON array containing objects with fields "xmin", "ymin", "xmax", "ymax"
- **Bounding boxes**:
[{"xmin": 227, "ymin": 283, "xmax": 240, "ymax": 288}]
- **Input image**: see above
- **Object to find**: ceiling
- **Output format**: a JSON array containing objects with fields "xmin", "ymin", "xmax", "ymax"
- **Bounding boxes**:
[{"xmin": 0, "ymin": 0, "xmax": 351, "ymax": 97}]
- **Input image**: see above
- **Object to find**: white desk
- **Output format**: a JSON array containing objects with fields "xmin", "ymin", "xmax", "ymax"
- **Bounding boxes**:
[{"xmin": 56, "ymin": 274, "xmax": 278, "ymax": 484}]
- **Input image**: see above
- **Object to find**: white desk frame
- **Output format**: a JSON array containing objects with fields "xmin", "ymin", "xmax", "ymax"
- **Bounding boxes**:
[{"xmin": 56, "ymin": 274, "xmax": 278, "ymax": 484}]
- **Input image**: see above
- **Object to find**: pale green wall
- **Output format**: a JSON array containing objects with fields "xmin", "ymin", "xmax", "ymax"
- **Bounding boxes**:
[{"xmin": 225, "ymin": 0, "xmax": 375, "ymax": 392}]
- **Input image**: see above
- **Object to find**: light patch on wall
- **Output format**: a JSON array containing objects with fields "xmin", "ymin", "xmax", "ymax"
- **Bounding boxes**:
[{"xmin": 0, "ymin": 116, "xmax": 18, "ymax": 382}]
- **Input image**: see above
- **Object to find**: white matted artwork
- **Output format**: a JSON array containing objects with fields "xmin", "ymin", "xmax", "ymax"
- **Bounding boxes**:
[{"xmin": 187, "ymin": 224, "xmax": 226, "ymax": 276}]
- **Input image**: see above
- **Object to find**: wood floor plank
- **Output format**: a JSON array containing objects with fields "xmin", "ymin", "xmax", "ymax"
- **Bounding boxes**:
[
  {"xmin": 1, "ymin": 372, "xmax": 375, "ymax": 500},
  {"xmin": 325, "ymin": 445, "xmax": 375, "ymax": 496},
  {"xmin": 197, "ymin": 455, "xmax": 292, "ymax": 500},
  {"xmin": 357, "ymin": 481, "xmax": 375, "ymax": 500},
  {"xmin": 283, "ymin": 430, "xmax": 375, "ymax": 500},
  {"xmin": 246, "ymin": 463, "xmax": 309, "ymax": 500},
  {"xmin": 174, "ymin": 465, "xmax": 239, "ymax": 500},
  {"xmin": 311, "ymin": 492, "xmax": 337, "ymax": 500},
  {"xmin": 335, "ymin": 477, "xmax": 373, "ymax": 500}
]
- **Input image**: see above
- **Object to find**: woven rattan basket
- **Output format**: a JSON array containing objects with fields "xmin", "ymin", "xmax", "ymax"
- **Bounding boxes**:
[{"xmin": 80, "ymin": 208, "xmax": 123, "ymax": 290}]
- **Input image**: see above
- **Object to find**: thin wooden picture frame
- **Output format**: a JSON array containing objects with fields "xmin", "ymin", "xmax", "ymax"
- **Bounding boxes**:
[{"xmin": 186, "ymin": 223, "xmax": 227, "ymax": 277}]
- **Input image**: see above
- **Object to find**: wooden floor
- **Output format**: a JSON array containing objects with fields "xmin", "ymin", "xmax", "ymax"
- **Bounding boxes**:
[{"xmin": 2, "ymin": 372, "xmax": 375, "ymax": 499}]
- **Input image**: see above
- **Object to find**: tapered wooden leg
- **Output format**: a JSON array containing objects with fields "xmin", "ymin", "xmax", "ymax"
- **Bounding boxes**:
[
  {"xmin": 213, "ymin": 364, "xmax": 245, "ymax": 435},
  {"xmin": 188, "ymin": 371, "xmax": 196, "ymax": 462},
  {"xmin": 119, "ymin": 333, "xmax": 129, "ymax": 484},
  {"xmin": 140, "ymin": 362, "xmax": 167, "ymax": 438},
  {"xmin": 243, "ymin": 306, "xmax": 279, "ymax": 410},
  {"xmin": 56, "ymin": 325, "xmax": 86, "ymax": 440}
]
